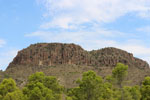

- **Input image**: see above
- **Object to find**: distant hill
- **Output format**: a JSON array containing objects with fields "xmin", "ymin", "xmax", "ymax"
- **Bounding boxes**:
[{"xmin": 3, "ymin": 43, "xmax": 150, "ymax": 88}]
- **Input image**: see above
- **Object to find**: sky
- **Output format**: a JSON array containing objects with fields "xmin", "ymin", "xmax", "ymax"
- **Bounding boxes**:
[{"xmin": 0, "ymin": 0, "xmax": 150, "ymax": 70}]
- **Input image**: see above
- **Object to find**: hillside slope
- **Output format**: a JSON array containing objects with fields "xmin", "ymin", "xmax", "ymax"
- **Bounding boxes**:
[{"xmin": 4, "ymin": 43, "xmax": 150, "ymax": 88}]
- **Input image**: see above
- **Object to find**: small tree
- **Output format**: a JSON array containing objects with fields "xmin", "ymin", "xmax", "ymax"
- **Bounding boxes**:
[
  {"xmin": 112, "ymin": 63, "xmax": 128, "ymax": 88},
  {"xmin": 0, "ymin": 78, "xmax": 17, "ymax": 97},
  {"xmin": 121, "ymin": 86, "xmax": 141, "ymax": 100},
  {"xmin": 112, "ymin": 63, "xmax": 128, "ymax": 100},
  {"xmin": 0, "ymin": 78, "xmax": 24, "ymax": 100},
  {"xmin": 23, "ymin": 72, "xmax": 63, "ymax": 100},
  {"xmin": 130, "ymin": 86, "xmax": 141, "ymax": 100},
  {"xmin": 3, "ymin": 90, "xmax": 24, "ymax": 100},
  {"xmin": 67, "ymin": 71, "xmax": 113, "ymax": 100},
  {"xmin": 141, "ymin": 77, "xmax": 150, "ymax": 100}
]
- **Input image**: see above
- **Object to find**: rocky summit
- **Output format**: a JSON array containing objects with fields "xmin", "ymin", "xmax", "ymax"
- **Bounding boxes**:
[{"xmin": 3, "ymin": 43, "xmax": 150, "ymax": 88}]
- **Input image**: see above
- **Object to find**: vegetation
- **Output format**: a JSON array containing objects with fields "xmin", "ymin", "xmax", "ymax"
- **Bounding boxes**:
[{"xmin": 0, "ymin": 63, "xmax": 150, "ymax": 100}]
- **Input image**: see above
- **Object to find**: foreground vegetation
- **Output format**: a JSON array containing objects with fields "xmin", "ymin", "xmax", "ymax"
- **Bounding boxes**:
[{"xmin": 0, "ymin": 63, "xmax": 150, "ymax": 100}]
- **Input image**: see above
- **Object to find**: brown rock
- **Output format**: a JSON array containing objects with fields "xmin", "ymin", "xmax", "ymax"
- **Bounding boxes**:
[{"xmin": 5, "ymin": 43, "xmax": 150, "ymax": 87}]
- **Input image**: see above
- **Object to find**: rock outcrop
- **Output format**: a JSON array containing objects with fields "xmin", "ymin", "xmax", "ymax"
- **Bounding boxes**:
[
  {"xmin": 7, "ymin": 43, "xmax": 149, "ymax": 70},
  {"xmin": 90, "ymin": 47, "xmax": 149, "ymax": 69},
  {"xmin": 7, "ymin": 43, "xmax": 92, "ymax": 68},
  {"xmin": 5, "ymin": 43, "xmax": 150, "ymax": 87}
]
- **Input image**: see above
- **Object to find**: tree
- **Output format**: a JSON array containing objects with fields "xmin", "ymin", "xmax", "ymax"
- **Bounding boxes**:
[
  {"xmin": 67, "ymin": 71, "xmax": 113, "ymax": 100},
  {"xmin": 141, "ymin": 77, "xmax": 150, "ymax": 100},
  {"xmin": 121, "ymin": 86, "xmax": 141, "ymax": 100},
  {"xmin": 23, "ymin": 72, "xmax": 63, "ymax": 100},
  {"xmin": 3, "ymin": 90, "xmax": 24, "ymax": 100},
  {"xmin": 0, "ymin": 78, "xmax": 17, "ymax": 97},
  {"xmin": 122, "ymin": 86, "xmax": 133, "ymax": 100},
  {"xmin": 112, "ymin": 63, "xmax": 128, "ymax": 88},
  {"xmin": 112, "ymin": 63, "xmax": 128, "ymax": 100},
  {"xmin": 130, "ymin": 86, "xmax": 141, "ymax": 100},
  {"xmin": 0, "ymin": 78, "xmax": 24, "ymax": 100}
]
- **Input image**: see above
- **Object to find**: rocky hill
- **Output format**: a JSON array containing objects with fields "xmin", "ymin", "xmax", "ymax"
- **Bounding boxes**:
[
  {"xmin": 4, "ymin": 43, "xmax": 150, "ymax": 88},
  {"xmin": 7, "ymin": 43, "xmax": 91, "ymax": 68}
]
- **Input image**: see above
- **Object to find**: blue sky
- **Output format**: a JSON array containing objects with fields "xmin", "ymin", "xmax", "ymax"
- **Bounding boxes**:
[{"xmin": 0, "ymin": 0, "xmax": 150, "ymax": 70}]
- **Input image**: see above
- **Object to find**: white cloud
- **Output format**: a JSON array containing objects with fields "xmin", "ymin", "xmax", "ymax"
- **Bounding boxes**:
[
  {"xmin": 137, "ymin": 26, "xmax": 150, "ymax": 33},
  {"xmin": 40, "ymin": 17, "xmax": 75, "ymax": 29},
  {"xmin": 25, "ymin": 27, "xmax": 124, "ymax": 43},
  {"xmin": 26, "ymin": 29, "xmax": 150, "ymax": 64},
  {"xmin": 142, "ymin": 57, "xmax": 150, "ymax": 65},
  {"xmin": 31, "ymin": 0, "xmax": 150, "ymax": 64},
  {"xmin": 0, "ymin": 39, "xmax": 6, "ymax": 48},
  {"xmin": 0, "ymin": 49, "xmax": 18, "ymax": 71},
  {"xmin": 115, "ymin": 44, "xmax": 150, "ymax": 64},
  {"xmin": 118, "ymin": 44, "xmax": 150, "ymax": 56},
  {"xmin": 37, "ymin": 0, "xmax": 150, "ymax": 29}
]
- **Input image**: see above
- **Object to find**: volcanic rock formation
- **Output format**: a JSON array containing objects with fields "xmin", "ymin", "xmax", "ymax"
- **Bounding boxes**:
[
  {"xmin": 5, "ymin": 43, "xmax": 150, "ymax": 87},
  {"xmin": 7, "ymin": 43, "xmax": 149, "ymax": 70}
]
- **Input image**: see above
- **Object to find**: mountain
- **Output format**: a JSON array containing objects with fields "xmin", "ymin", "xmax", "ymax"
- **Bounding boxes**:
[{"xmin": 3, "ymin": 43, "xmax": 150, "ymax": 88}]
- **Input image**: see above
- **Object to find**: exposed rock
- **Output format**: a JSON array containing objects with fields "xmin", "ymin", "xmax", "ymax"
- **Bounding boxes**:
[
  {"xmin": 5, "ymin": 43, "xmax": 150, "ymax": 87},
  {"xmin": 7, "ymin": 43, "xmax": 92, "ymax": 69},
  {"xmin": 90, "ymin": 47, "xmax": 149, "ymax": 69},
  {"xmin": 7, "ymin": 43, "xmax": 149, "ymax": 70}
]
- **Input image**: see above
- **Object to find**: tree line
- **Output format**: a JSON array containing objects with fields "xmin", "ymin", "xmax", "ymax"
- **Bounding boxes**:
[{"xmin": 0, "ymin": 63, "xmax": 150, "ymax": 100}]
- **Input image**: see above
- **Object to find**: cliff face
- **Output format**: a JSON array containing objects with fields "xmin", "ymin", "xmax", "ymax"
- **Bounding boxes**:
[
  {"xmin": 7, "ymin": 43, "xmax": 149, "ymax": 70},
  {"xmin": 7, "ymin": 43, "xmax": 92, "ymax": 69},
  {"xmin": 5, "ymin": 43, "xmax": 150, "ymax": 87},
  {"xmin": 90, "ymin": 47, "xmax": 149, "ymax": 69}
]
